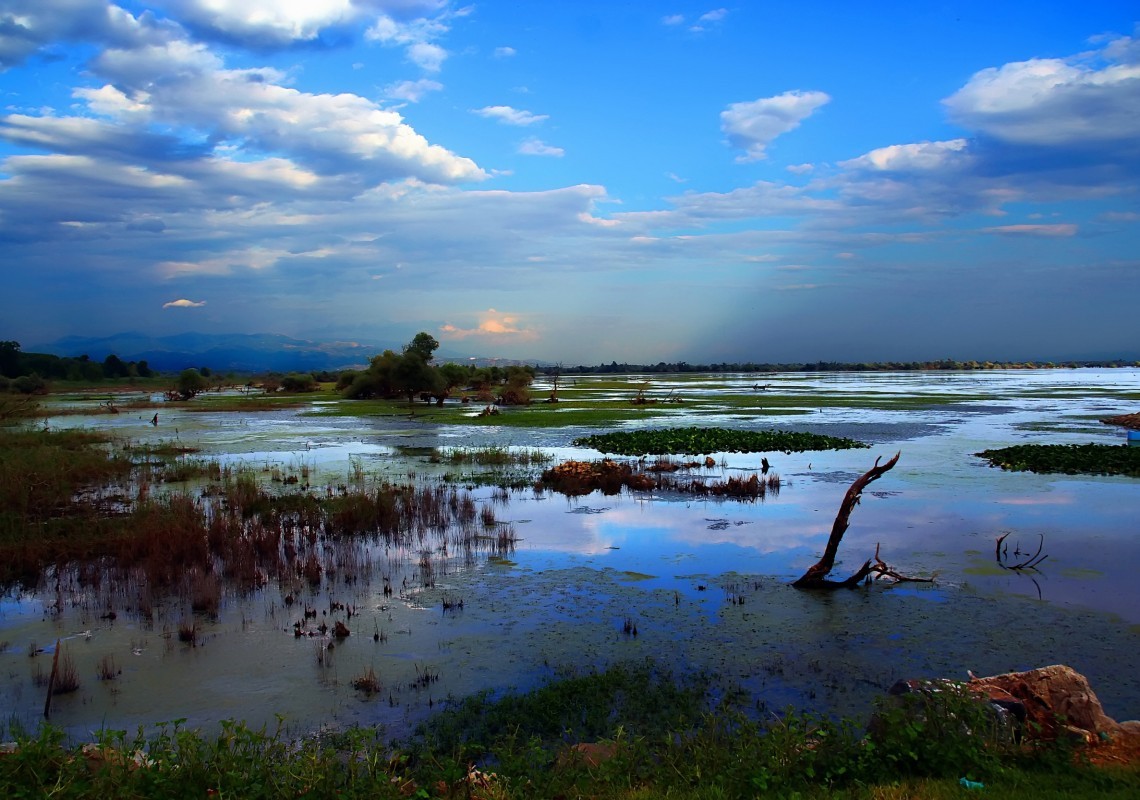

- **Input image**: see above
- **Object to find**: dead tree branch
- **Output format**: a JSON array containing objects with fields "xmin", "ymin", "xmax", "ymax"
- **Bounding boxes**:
[{"xmin": 793, "ymin": 451, "xmax": 919, "ymax": 589}]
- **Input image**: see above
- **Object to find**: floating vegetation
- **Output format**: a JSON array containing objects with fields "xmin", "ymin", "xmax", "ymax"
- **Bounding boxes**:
[
  {"xmin": 539, "ymin": 459, "xmax": 656, "ymax": 496},
  {"xmin": 539, "ymin": 458, "xmax": 780, "ymax": 499},
  {"xmin": 573, "ymin": 426, "xmax": 868, "ymax": 456},
  {"xmin": 976, "ymin": 443, "xmax": 1140, "ymax": 477}
]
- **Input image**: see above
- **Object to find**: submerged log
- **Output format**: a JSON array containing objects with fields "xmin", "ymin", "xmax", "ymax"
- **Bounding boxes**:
[{"xmin": 792, "ymin": 452, "xmax": 912, "ymax": 589}]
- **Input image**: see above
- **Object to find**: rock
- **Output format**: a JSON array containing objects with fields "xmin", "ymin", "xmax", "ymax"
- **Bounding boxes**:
[
  {"xmin": 884, "ymin": 665, "xmax": 1140, "ymax": 748},
  {"xmin": 966, "ymin": 665, "xmax": 1124, "ymax": 742}
]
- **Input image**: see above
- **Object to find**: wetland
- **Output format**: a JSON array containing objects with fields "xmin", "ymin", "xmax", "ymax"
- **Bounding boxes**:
[{"xmin": 2, "ymin": 368, "xmax": 1140, "ymax": 743}]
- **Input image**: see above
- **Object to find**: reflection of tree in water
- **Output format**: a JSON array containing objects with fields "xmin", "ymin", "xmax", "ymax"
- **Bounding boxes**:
[{"xmin": 995, "ymin": 531, "xmax": 1048, "ymax": 600}]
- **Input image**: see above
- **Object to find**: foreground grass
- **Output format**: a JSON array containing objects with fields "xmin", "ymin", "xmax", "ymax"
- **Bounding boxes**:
[{"xmin": 2, "ymin": 664, "xmax": 1136, "ymax": 799}]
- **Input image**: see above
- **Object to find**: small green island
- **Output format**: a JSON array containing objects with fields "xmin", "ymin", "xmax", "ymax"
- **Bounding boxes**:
[
  {"xmin": 573, "ymin": 426, "xmax": 869, "ymax": 456},
  {"xmin": 976, "ymin": 443, "xmax": 1140, "ymax": 478}
]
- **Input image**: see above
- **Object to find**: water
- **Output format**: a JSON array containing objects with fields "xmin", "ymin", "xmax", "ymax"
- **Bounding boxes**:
[{"xmin": 4, "ymin": 369, "xmax": 1139, "ymax": 740}]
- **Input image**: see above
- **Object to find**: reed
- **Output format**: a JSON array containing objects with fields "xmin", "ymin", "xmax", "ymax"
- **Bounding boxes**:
[
  {"xmin": 52, "ymin": 646, "xmax": 80, "ymax": 695},
  {"xmin": 97, "ymin": 654, "xmax": 119, "ymax": 681},
  {"xmin": 351, "ymin": 666, "xmax": 382, "ymax": 695}
]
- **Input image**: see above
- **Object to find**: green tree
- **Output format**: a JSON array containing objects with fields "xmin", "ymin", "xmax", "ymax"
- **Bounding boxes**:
[
  {"xmin": 281, "ymin": 373, "xmax": 319, "ymax": 392},
  {"xmin": 175, "ymin": 368, "xmax": 207, "ymax": 399},
  {"xmin": 102, "ymin": 354, "xmax": 128, "ymax": 379},
  {"xmin": 0, "ymin": 341, "xmax": 20, "ymax": 378},
  {"xmin": 404, "ymin": 332, "xmax": 440, "ymax": 362}
]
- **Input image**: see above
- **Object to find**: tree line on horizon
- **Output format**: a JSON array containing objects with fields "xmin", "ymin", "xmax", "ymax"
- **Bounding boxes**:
[
  {"xmin": 4, "ymin": 337, "xmax": 1138, "ymax": 398},
  {"xmin": 1, "ymin": 340, "xmax": 158, "ymax": 394},
  {"xmin": 542, "ymin": 357, "xmax": 1140, "ymax": 375}
]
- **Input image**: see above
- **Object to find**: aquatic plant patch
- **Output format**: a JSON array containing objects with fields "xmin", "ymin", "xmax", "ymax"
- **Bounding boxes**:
[
  {"xmin": 976, "ymin": 444, "xmax": 1140, "ymax": 478},
  {"xmin": 573, "ymin": 426, "xmax": 869, "ymax": 455}
]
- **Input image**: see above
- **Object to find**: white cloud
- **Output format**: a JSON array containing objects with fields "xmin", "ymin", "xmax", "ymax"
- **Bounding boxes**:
[
  {"xmin": 440, "ymin": 308, "xmax": 538, "ymax": 341},
  {"xmin": 407, "ymin": 41, "xmax": 447, "ymax": 71},
  {"xmin": 365, "ymin": 7, "xmax": 456, "ymax": 71},
  {"xmin": 77, "ymin": 37, "xmax": 485, "ymax": 185},
  {"xmin": 474, "ymin": 105, "xmax": 548, "ymax": 125},
  {"xmin": 699, "ymin": 8, "xmax": 728, "ymax": 23},
  {"xmin": 385, "ymin": 78, "xmax": 443, "ymax": 102},
  {"xmin": 0, "ymin": 1, "xmax": 160, "ymax": 69},
  {"xmin": 944, "ymin": 50, "xmax": 1140, "ymax": 146},
  {"xmin": 163, "ymin": 298, "xmax": 207, "ymax": 308},
  {"xmin": 662, "ymin": 14, "xmax": 684, "ymax": 26},
  {"xmin": 981, "ymin": 224, "xmax": 1078, "ymax": 237},
  {"xmin": 840, "ymin": 139, "xmax": 969, "ymax": 172},
  {"xmin": 721, "ymin": 90, "xmax": 831, "ymax": 162},
  {"xmin": 786, "ymin": 163, "xmax": 814, "ymax": 174},
  {"xmin": 518, "ymin": 138, "xmax": 564, "ymax": 157},
  {"xmin": 160, "ymin": 0, "xmax": 357, "ymax": 47},
  {"xmin": 493, "ymin": 46, "xmax": 516, "ymax": 58}
]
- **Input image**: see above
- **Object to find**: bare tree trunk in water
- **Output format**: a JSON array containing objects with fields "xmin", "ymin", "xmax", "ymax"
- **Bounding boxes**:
[{"xmin": 792, "ymin": 452, "xmax": 901, "ymax": 589}]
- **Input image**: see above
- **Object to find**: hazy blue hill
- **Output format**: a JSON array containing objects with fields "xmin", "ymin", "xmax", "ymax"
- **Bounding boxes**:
[
  {"xmin": 32, "ymin": 332, "xmax": 506, "ymax": 373},
  {"xmin": 37, "ymin": 332, "xmax": 384, "ymax": 373}
]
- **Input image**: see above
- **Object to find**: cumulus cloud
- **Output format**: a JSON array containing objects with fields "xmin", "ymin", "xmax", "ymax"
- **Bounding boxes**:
[
  {"xmin": 440, "ymin": 309, "xmax": 538, "ymax": 341},
  {"xmin": 721, "ymin": 90, "xmax": 830, "ymax": 162},
  {"xmin": 473, "ymin": 105, "xmax": 548, "ymax": 125},
  {"xmin": 492, "ymin": 46, "xmax": 515, "ymax": 58},
  {"xmin": 0, "ymin": 0, "xmax": 156, "ymax": 69},
  {"xmin": 518, "ymin": 138, "xmax": 564, "ymax": 157},
  {"xmin": 69, "ymin": 36, "xmax": 486, "ymax": 185},
  {"xmin": 155, "ymin": 0, "xmax": 452, "ymax": 49},
  {"xmin": 944, "ymin": 47, "xmax": 1140, "ymax": 147},
  {"xmin": 163, "ymin": 298, "xmax": 206, "ymax": 308},
  {"xmin": 661, "ymin": 14, "xmax": 684, "ymax": 26},
  {"xmin": 160, "ymin": 0, "xmax": 358, "ymax": 47},
  {"xmin": 840, "ymin": 139, "xmax": 969, "ymax": 172},
  {"xmin": 699, "ymin": 9, "xmax": 728, "ymax": 23}
]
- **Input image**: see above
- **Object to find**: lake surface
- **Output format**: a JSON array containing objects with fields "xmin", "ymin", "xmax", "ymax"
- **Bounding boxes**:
[{"xmin": 3, "ymin": 369, "xmax": 1139, "ymax": 741}]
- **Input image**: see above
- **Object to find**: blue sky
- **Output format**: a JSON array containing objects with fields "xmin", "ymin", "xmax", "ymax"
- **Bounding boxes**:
[{"xmin": 1, "ymin": 1, "xmax": 1138, "ymax": 363}]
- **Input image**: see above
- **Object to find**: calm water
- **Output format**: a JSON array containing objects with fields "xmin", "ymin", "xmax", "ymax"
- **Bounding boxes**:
[{"xmin": 3, "ymin": 369, "xmax": 1139, "ymax": 740}]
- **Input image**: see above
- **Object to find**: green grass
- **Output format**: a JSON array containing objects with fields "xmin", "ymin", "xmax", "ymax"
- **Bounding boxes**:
[
  {"xmin": 184, "ymin": 392, "xmax": 317, "ymax": 412},
  {"xmin": 2, "ymin": 664, "xmax": 1135, "ymax": 799}
]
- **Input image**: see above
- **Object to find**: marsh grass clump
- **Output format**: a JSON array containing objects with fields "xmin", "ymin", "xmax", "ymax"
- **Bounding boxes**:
[
  {"xmin": 177, "ymin": 620, "xmax": 197, "ymax": 646},
  {"xmin": 52, "ymin": 647, "xmax": 80, "ymax": 695},
  {"xmin": 539, "ymin": 459, "xmax": 656, "ymax": 496},
  {"xmin": 351, "ymin": 666, "xmax": 382, "ymax": 695},
  {"xmin": 659, "ymin": 471, "xmax": 782, "ymax": 499},
  {"xmin": 97, "ymin": 654, "xmax": 119, "ymax": 681}
]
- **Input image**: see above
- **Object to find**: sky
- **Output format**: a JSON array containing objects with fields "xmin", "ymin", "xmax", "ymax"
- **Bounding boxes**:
[{"xmin": 1, "ymin": 1, "xmax": 1138, "ymax": 364}]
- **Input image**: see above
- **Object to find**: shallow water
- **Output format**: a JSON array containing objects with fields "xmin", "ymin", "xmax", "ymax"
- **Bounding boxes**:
[{"xmin": 4, "ymin": 369, "xmax": 1139, "ymax": 740}]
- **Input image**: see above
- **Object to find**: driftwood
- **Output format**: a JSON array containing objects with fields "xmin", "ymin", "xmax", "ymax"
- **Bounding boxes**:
[{"xmin": 792, "ymin": 452, "xmax": 931, "ymax": 589}]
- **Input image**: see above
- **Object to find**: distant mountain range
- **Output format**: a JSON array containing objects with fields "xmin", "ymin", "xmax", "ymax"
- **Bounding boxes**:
[{"xmin": 33, "ymin": 332, "xmax": 514, "ymax": 373}]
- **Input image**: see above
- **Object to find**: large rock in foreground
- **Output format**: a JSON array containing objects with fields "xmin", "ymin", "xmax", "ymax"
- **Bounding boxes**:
[{"xmin": 965, "ymin": 664, "xmax": 1140, "ymax": 744}]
